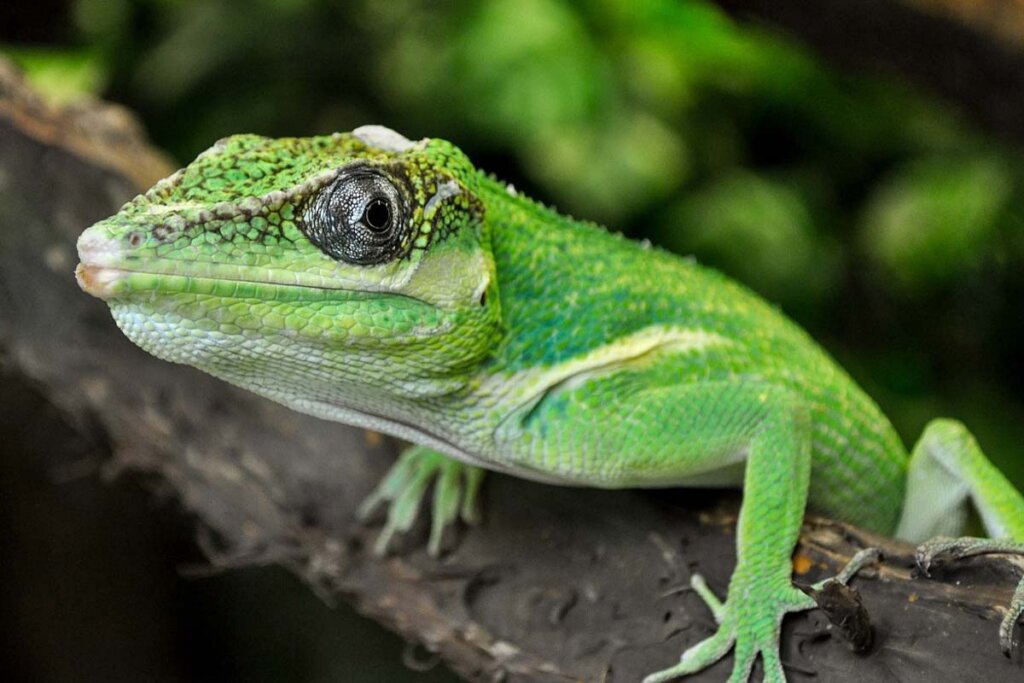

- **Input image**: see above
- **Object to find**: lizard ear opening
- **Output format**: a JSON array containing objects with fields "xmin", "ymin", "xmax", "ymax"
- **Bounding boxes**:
[{"xmin": 302, "ymin": 167, "xmax": 413, "ymax": 265}]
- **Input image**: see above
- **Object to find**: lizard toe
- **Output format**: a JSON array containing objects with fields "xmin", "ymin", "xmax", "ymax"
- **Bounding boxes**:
[{"xmin": 358, "ymin": 446, "xmax": 486, "ymax": 556}]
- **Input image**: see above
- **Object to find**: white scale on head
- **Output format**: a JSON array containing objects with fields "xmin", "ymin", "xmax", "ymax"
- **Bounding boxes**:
[{"xmin": 352, "ymin": 125, "xmax": 417, "ymax": 153}]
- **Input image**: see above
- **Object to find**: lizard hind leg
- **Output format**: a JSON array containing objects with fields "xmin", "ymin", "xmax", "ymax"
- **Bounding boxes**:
[
  {"xmin": 897, "ymin": 418, "xmax": 1024, "ymax": 656},
  {"xmin": 896, "ymin": 418, "xmax": 1024, "ymax": 543}
]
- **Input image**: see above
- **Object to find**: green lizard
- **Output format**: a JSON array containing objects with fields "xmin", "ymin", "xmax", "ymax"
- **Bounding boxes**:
[{"xmin": 75, "ymin": 126, "xmax": 1024, "ymax": 682}]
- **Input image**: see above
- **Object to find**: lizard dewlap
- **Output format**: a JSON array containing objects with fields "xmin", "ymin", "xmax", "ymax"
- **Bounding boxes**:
[{"xmin": 76, "ymin": 126, "xmax": 1024, "ymax": 683}]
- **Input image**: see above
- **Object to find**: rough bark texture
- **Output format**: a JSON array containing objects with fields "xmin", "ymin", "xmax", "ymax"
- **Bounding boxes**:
[
  {"xmin": 1, "ymin": 58, "xmax": 1022, "ymax": 682},
  {"xmin": 711, "ymin": 0, "xmax": 1024, "ymax": 145}
]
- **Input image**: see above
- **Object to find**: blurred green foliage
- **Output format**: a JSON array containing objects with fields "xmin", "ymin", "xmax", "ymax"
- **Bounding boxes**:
[
  {"xmin": 2, "ymin": 45, "xmax": 104, "ymax": 102},
  {"xmin": 862, "ymin": 154, "xmax": 1012, "ymax": 289},
  {"xmin": 9, "ymin": 0, "xmax": 1023, "ymax": 484}
]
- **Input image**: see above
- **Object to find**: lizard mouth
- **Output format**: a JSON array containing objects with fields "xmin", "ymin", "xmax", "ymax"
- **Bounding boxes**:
[
  {"xmin": 76, "ymin": 227, "xmax": 126, "ymax": 299},
  {"xmin": 75, "ymin": 263, "xmax": 125, "ymax": 299},
  {"xmin": 74, "ymin": 226, "xmax": 396, "ymax": 302},
  {"xmin": 74, "ymin": 261, "xmax": 387, "ymax": 303}
]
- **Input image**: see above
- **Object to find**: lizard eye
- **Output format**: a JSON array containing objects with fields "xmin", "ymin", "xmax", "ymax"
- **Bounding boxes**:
[{"xmin": 303, "ymin": 168, "xmax": 408, "ymax": 264}]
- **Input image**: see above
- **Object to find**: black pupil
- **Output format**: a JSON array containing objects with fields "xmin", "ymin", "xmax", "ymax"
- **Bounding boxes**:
[{"xmin": 364, "ymin": 197, "xmax": 392, "ymax": 231}]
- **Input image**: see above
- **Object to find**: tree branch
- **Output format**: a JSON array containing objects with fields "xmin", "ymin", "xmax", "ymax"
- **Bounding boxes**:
[{"xmin": 1, "ymin": 58, "xmax": 1020, "ymax": 681}]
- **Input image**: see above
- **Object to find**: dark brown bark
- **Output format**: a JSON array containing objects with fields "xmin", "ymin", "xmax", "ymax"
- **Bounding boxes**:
[{"xmin": 1, "ymin": 57, "xmax": 1021, "ymax": 682}]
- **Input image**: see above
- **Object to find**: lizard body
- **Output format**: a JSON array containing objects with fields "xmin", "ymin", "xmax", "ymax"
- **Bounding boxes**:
[{"xmin": 76, "ymin": 126, "xmax": 1024, "ymax": 682}]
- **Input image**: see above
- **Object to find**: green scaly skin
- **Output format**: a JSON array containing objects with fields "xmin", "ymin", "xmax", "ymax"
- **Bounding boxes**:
[{"xmin": 76, "ymin": 126, "xmax": 1024, "ymax": 681}]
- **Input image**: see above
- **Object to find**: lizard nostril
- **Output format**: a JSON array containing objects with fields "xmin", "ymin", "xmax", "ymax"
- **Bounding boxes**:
[{"xmin": 127, "ymin": 231, "xmax": 143, "ymax": 247}]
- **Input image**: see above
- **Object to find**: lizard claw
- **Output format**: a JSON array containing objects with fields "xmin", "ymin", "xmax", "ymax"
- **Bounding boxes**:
[{"xmin": 913, "ymin": 535, "xmax": 971, "ymax": 578}]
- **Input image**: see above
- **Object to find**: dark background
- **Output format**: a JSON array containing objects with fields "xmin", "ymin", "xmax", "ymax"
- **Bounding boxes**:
[{"xmin": 2, "ymin": 0, "xmax": 1023, "ymax": 681}]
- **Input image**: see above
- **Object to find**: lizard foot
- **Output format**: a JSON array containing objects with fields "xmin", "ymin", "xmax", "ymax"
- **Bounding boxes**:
[
  {"xmin": 915, "ymin": 536, "xmax": 1024, "ymax": 656},
  {"xmin": 357, "ymin": 446, "xmax": 485, "ymax": 557},
  {"xmin": 642, "ymin": 573, "xmax": 815, "ymax": 683},
  {"xmin": 643, "ymin": 549, "xmax": 879, "ymax": 683}
]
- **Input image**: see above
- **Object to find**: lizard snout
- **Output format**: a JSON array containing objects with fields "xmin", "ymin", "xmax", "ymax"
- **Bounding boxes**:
[{"xmin": 75, "ymin": 225, "xmax": 127, "ymax": 299}]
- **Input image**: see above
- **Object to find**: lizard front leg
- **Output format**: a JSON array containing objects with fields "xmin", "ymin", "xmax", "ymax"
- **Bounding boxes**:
[
  {"xmin": 357, "ymin": 445, "xmax": 486, "ymax": 556},
  {"xmin": 639, "ymin": 385, "xmax": 817, "ymax": 683},
  {"xmin": 497, "ymin": 378, "xmax": 844, "ymax": 682}
]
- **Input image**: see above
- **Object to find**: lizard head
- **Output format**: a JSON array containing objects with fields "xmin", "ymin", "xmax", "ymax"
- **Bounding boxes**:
[{"xmin": 76, "ymin": 126, "xmax": 501, "ymax": 408}]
